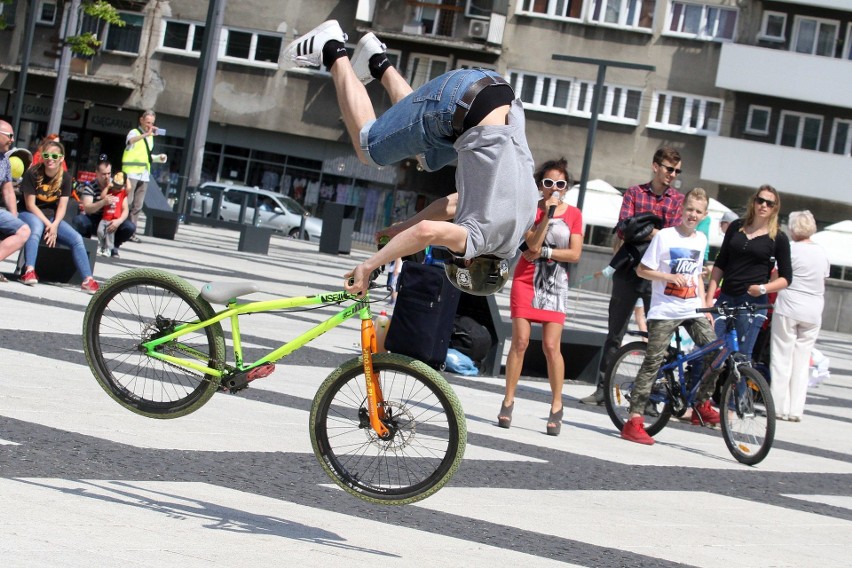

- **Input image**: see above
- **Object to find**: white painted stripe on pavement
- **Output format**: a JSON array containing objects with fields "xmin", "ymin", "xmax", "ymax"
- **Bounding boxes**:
[
  {"xmin": 415, "ymin": 488, "xmax": 852, "ymax": 568},
  {"xmin": 1, "ymin": 478, "xmax": 579, "ymax": 568}
]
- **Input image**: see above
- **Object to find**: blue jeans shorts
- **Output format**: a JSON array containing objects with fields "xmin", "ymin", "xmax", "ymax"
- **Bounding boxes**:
[
  {"xmin": 0, "ymin": 209, "xmax": 26, "ymax": 238},
  {"xmin": 359, "ymin": 68, "xmax": 505, "ymax": 172}
]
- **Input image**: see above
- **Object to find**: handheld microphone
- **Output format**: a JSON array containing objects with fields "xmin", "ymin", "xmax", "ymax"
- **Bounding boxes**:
[{"xmin": 548, "ymin": 191, "xmax": 560, "ymax": 218}]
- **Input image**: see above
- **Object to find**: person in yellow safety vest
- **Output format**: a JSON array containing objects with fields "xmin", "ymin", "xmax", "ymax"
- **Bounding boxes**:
[{"xmin": 122, "ymin": 109, "xmax": 158, "ymax": 243}]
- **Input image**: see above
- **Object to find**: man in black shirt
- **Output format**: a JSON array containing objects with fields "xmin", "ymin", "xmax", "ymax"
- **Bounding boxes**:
[{"xmin": 72, "ymin": 158, "xmax": 135, "ymax": 257}]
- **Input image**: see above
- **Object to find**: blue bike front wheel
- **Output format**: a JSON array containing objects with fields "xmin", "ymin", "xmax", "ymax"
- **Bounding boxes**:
[{"xmin": 719, "ymin": 365, "xmax": 776, "ymax": 465}]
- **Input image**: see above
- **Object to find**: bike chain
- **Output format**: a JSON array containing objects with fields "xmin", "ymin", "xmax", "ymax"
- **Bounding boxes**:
[{"xmin": 152, "ymin": 341, "xmax": 228, "ymax": 385}]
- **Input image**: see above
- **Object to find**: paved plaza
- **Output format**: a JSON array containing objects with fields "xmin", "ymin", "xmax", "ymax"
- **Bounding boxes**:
[{"xmin": 1, "ymin": 222, "xmax": 851, "ymax": 567}]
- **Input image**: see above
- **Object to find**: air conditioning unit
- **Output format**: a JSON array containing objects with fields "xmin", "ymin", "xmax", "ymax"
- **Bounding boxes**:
[{"xmin": 468, "ymin": 20, "xmax": 490, "ymax": 40}]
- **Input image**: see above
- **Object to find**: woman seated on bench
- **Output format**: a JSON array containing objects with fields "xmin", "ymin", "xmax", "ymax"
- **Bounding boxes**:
[{"xmin": 18, "ymin": 140, "xmax": 99, "ymax": 294}]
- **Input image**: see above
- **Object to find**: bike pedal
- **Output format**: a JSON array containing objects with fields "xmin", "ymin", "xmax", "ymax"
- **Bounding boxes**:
[{"xmin": 248, "ymin": 363, "xmax": 276, "ymax": 380}]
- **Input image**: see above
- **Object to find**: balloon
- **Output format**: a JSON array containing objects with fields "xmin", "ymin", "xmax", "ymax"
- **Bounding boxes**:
[{"xmin": 9, "ymin": 156, "xmax": 24, "ymax": 179}]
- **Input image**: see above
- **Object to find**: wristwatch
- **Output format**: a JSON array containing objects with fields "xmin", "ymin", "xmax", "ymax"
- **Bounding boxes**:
[{"xmin": 759, "ymin": 284, "xmax": 767, "ymax": 295}]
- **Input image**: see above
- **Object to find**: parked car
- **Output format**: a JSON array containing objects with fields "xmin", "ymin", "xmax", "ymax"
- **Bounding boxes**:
[{"xmin": 191, "ymin": 182, "xmax": 323, "ymax": 242}]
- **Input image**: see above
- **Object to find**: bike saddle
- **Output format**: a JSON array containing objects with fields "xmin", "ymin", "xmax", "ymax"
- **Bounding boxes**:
[{"xmin": 200, "ymin": 281, "xmax": 260, "ymax": 304}]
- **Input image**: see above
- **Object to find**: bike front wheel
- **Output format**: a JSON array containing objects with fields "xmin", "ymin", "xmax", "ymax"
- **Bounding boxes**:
[
  {"xmin": 83, "ymin": 269, "xmax": 226, "ymax": 419},
  {"xmin": 604, "ymin": 341, "xmax": 673, "ymax": 436},
  {"xmin": 310, "ymin": 353, "xmax": 467, "ymax": 505},
  {"xmin": 719, "ymin": 365, "xmax": 776, "ymax": 465}
]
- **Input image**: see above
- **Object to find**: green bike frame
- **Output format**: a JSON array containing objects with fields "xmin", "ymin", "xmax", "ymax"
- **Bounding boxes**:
[{"xmin": 142, "ymin": 291, "xmax": 373, "ymax": 378}]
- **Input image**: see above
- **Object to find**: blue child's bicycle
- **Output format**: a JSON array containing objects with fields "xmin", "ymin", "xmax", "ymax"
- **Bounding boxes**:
[{"xmin": 604, "ymin": 303, "xmax": 776, "ymax": 465}]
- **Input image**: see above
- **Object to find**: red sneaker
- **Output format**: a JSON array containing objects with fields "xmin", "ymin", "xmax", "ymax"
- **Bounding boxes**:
[
  {"xmin": 621, "ymin": 416, "xmax": 655, "ymax": 445},
  {"xmin": 81, "ymin": 277, "xmax": 99, "ymax": 295},
  {"xmin": 691, "ymin": 400, "xmax": 720, "ymax": 426},
  {"xmin": 20, "ymin": 269, "xmax": 38, "ymax": 286}
]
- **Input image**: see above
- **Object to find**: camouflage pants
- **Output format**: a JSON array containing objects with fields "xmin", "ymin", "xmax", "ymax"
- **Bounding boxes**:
[{"xmin": 628, "ymin": 316, "xmax": 720, "ymax": 415}]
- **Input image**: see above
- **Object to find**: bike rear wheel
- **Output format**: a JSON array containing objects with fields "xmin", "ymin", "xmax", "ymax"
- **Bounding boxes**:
[
  {"xmin": 719, "ymin": 365, "xmax": 775, "ymax": 465},
  {"xmin": 604, "ymin": 341, "xmax": 672, "ymax": 436},
  {"xmin": 82, "ymin": 269, "xmax": 225, "ymax": 419},
  {"xmin": 310, "ymin": 353, "xmax": 466, "ymax": 505}
]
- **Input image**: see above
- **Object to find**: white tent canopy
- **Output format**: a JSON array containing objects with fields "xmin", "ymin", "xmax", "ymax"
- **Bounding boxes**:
[
  {"xmin": 812, "ymin": 220, "xmax": 852, "ymax": 268},
  {"xmin": 705, "ymin": 196, "xmax": 736, "ymax": 247},
  {"xmin": 563, "ymin": 180, "xmax": 735, "ymax": 247},
  {"xmin": 564, "ymin": 179, "xmax": 622, "ymax": 229}
]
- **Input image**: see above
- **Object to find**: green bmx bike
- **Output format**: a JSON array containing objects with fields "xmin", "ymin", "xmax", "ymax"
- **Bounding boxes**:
[{"xmin": 82, "ymin": 268, "xmax": 466, "ymax": 505}]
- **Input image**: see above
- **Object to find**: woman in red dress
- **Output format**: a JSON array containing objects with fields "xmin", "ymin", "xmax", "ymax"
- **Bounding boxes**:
[{"xmin": 498, "ymin": 158, "xmax": 583, "ymax": 436}]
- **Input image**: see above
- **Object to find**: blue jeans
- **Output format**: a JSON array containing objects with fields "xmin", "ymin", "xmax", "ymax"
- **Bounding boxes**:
[
  {"xmin": 0, "ymin": 209, "xmax": 26, "ymax": 237},
  {"xmin": 19, "ymin": 212, "xmax": 93, "ymax": 279},
  {"xmin": 72, "ymin": 213, "xmax": 136, "ymax": 249},
  {"xmin": 713, "ymin": 292, "xmax": 768, "ymax": 359},
  {"xmin": 359, "ymin": 68, "xmax": 504, "ymax": 172}
]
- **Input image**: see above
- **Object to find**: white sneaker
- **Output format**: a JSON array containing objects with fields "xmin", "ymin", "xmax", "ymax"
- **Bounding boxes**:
[
  {"xmin": 351, "ymin": 32, "xmax": 387, "ymax": 84},
  {"xmin": 284, "ymin": 20, "xmax": 347, "ymax": 69},
  {"xmin": 97, "ymin": 248, "xmax": 108, "ymax": 257}
]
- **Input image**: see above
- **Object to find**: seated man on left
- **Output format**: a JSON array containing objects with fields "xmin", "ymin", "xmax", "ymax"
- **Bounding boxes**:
[{"xmin": 0, "ymin": 120, "xmax": 30, "ymax": 281}]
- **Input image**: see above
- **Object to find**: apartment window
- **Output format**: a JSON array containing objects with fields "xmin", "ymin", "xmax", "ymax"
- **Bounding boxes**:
[
  {"xmin": 574, "ymin": 82, "xmax": 642, "ymax": 123},
  {"xmin": 649, "ymin": 91, "xmax": 723, "ymax": 135},
  {"xmin": 516, "ymin": 0, "xmax": 583, "ymax": 20},
  {"xmin": 37, "ymin": 0, "xmax": 57, "ymax": 25},
  {"xmin": 416, "ymin": 4, "xmax": 457, "ymax": 37},
  {"xmin": 758, "ymin": 11, "xmax": 786, "ymax": 42},
  {"xmin": 589, "ymin": 0, "xmax": 656, "ymax": 31},
  {"xmin": 667, "ymin": 2, "xmax": 737, "ymax": 41},
  {"xmin": 103, "ymin": 13, "xmax": 143, "ymax": 54},
  {"xmin": 220, "ymin": 29, "xmax": 283, "ymax": 66},
  {"xmin": 0, "ymin": 0, "xmax": 17, "ymax": 26},
  {"xmin": 792, "ymin": 16, "xmax": 839, "ymax": 57},
  {"xmin": 160, "ymin": 20, "xmax": 205, "ymax": 55},
  {"xmin": 467, "ymin": 0, "xmax": 493, "ymax": 19},
  {"xmin": 830, "ymin": 119, "xmax": 852, "ymax": 156},
  {"xmin": 777, "ymin": 111, "xmax": 822, "ymax": 150},
  {"xmin": 512, "ymin": 72, "xmax": 572, "ymax": 112},
  {"xmin": 509, "ymin": 70, "xmax": 642, "ymax": 125},
  {"xmin": 745, "ymin": 105, "xmax": 771, "ymax": 136},
  {"xmin": 407, "ymin": 54, "xmax": 450, "ymax": 89}
]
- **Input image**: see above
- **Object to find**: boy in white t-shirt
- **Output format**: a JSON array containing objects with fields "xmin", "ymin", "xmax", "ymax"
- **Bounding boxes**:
[{"xmin": 621, "ymin": 188, "xmax": 721, "ymax": 445}]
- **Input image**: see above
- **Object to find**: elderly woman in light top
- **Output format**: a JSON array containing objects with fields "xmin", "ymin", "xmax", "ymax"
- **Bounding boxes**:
[{"xmin": 770, "ymin": 210, "xmax": 829, "ymax": 422}]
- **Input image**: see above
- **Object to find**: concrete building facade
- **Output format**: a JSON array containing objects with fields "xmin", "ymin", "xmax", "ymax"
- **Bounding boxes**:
[{"xmin": 0, "ymin": 0, "xmax": 850, "ymax": 246}]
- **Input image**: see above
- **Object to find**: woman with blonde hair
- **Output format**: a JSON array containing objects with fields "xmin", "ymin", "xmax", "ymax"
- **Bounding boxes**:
[
  {"xmin": 770, "ymin": 210, "xmax": 829, "ymax": 422},
  {"xmin": 706, "ymin": 185, "xmax": 792, "ymax": 359}
]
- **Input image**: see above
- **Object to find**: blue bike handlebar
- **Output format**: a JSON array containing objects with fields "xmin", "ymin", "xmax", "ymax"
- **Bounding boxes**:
[{"xmin": 697, "ymin": 303, "xmax": 772, "ymax": 316}]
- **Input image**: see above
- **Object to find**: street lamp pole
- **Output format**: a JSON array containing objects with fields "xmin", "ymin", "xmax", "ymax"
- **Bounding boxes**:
[
  {"xmin": 550, "ymin": 54, "xmax": 655, "ymax": 211},
  {"xmin": 47, "ymin": 0, "xmax": 82, "ymax": 134},
  {"xmin": 176, "ymin": 0, "xmax": 226, "ymax": 218}
]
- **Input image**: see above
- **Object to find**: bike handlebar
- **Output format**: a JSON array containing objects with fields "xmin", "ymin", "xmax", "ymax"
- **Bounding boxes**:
[
  {"xmin": 696, "ymin": 303, "xmax": 772, "ymax": 316},
  {"xmin": 346, "ymin": 267, "xmax": 385, "ymax": 290}
]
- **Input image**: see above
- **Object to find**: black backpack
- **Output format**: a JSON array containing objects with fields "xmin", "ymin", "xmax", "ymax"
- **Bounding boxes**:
[{"xmin": 450, "ymin": 315, "xmax": 492, "ymax": 364}]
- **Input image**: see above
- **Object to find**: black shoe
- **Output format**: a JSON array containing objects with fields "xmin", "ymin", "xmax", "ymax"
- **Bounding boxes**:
[
  {"xmin": 580, "ymin": 387, "xmax": 605, "ymax": 406},
  {"xmin": 129, "ymin": 235, "xmax": 142, "ymax": 243},
  {"xmin": 644, "ymin": 402, "xmax": 660, "ymax": 417}
]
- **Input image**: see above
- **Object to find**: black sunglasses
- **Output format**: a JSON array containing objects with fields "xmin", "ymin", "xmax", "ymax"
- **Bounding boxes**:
[
  {"xmin": 656, "ymin": 163, "xmax": 682, "ymax": 175},
  {"xmin": 754, "ymin": 196, "xmax": 776, "ymax": 208}
]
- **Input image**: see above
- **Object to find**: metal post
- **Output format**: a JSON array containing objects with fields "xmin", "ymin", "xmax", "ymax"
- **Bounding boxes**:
[
  {"xmin": 175, "ymin": 0, "xmax": 227, "ymax": 218},
  {"xmin": 47, "ymin": 0, "xmax": 81, "ymax": 134},
  {"xmin": 577, "ymin": 64, "xmax": 608, "ymax": 212},
  {"xmin": 12, "ymin": 1, "xmax": 38, "ymax": 137},
  {"xmin": 551, "ymin": 54, "xmax": 655, "ymax": 213}
]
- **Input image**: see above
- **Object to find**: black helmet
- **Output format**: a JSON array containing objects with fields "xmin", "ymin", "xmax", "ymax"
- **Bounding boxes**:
[{"xmin": 444, "ymin": 255, "xmax": 510, "ymax": 296}]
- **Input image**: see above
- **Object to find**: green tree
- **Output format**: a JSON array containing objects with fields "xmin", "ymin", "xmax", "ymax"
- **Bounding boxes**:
[
  {"xmin": 66, "ymin": 0, "xmax": 126, "ymax": 57},
  {"xmin": 0, "ymin": 1, "xmax": 124, "ymax": 54}
]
